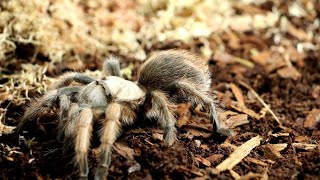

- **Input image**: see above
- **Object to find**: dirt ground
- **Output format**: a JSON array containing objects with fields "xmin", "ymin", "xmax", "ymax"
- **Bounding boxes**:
[{"xmin": 0, "ymin": 0, "xmax": 319, "ymax": 180}]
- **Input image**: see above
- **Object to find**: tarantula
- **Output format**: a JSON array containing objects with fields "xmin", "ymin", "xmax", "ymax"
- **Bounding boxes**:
[{"xmin": 18, "ymin": 50, "xmax": 233, "ymax": 179}]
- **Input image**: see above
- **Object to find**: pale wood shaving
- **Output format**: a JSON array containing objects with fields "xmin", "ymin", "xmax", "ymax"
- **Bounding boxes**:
[
  {"xmin": 270, "ymin": 133, "xmax": 290, "ymax": 137},
  {"xmin": 229, "ymin": 169, "xmax": 241, "ymax": 179},
  {"xmin": 292, "ymin": 143, "xmax": 318, "ymax": 150},
  {"xmin": 245, "ymin": 157, "xmax": 269, "ymax": 167},
  {"xmin": 0, "ymin": 113, "xmax": 16, "ymax": 136},
  {"xmin": 230, "ymin": 83, "xmax": 246, "ymax": 107},
  {"xmin": 0, "ymin": 121, "xmax": 16, "ymax": 136},
  {"xmin": 211, "ymin": 136, "xmax": 262, "ymax": 174}
]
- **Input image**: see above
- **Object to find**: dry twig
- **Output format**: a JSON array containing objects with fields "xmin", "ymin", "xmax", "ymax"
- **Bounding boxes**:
[
  {"xmin": 210, "ymin": 135, "xmax": 262, "ymax": 174},
  {"xmin": 239, "ymin": 81, "xmax": 283, "ymax": 127}
]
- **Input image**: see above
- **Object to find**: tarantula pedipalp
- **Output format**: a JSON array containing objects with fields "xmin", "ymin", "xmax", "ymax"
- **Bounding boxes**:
[{"xmin": 19, "ymin": 50, "xmax": 233, "ymax": 180}]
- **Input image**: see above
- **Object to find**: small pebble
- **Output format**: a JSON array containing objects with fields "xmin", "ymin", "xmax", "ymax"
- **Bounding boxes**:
[{"xmin": 195, "ymin": 139, "xmax": 201, "ymax": 147}]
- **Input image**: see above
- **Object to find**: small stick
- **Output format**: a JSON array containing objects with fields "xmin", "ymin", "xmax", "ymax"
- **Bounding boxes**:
[
  {"xmin": 239, "ymin": 81, "xmax": 283, "ymax": 127},
  {"xmin": 210, "ymin": 135, "xmax": 262, "ymax": 174}
]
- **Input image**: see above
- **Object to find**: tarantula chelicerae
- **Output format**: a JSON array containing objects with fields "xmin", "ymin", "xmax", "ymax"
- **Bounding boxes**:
[{"xmin": 19, "ymin": 50, "xmax": 233, "ymax": 179}]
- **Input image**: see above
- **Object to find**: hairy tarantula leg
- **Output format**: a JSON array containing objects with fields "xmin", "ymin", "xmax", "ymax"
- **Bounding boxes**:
[
  {"xmin": 103, "ymin": 56, "xmax": 122, "ymax": 77},
  {"xmin": 50, "ymin": 72, "xmax": 97, "ymax": 89},
  {"xmin": 18, "ymin": 86, "xmax": 81, "ymax": 132},
  {"xmin": 75, "ymin": 107, "xmax": 94, "ymax": 179},
  {"xmin": 60, "ymin": 103, "xmax": 81, "ymax": 152},
  {"xmin": 95, "ymin": 103, "xmax": 122, "ymax": 180},
  {"xmin": 170, "ymin": 81, "xmax": 234, "ymax": 136},
  {"xmin": 149, "ymin": 91, "xmax": 177, "ymax": 146}
]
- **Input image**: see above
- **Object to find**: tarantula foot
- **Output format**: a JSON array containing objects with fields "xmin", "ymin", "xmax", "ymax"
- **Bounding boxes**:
[
  {"xmin": 163, "ymin": 126, "xmax": 177, "ymax": 146},
  {"xmin": 217, "ymin": 127, "xmax": 234, "ymax": 137},
  {"xmin": 94, "ymin": 166, "xmax": 108, "ymax": 180}
]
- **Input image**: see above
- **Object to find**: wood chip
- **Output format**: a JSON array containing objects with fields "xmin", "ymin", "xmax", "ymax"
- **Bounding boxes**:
[
  {"xmin": 214, "ymin": 52, "xmax": 254, "ymax": 68},
  {"xmin": 0, "ymin": 121, "xmax": 16, "ymax": 136},
  {"xmin": 271, "ymin": 144, "xmax": 288, "ymax": 152},
  {"xmin": 233, "ymin": 4, "xmax": 266, "ymax": 14},
  {"xmin": 287, "ymin": 23, "xmax": 309, "ymax": 41},
  {"xmin": 294, "ymin": 136, "xmax": 309, "ymax": 143},
  {"xmin": 206, "ymin": 154, "xmax": 224, "ymax": 163},
  {"xmin": 251, "ymin": 50, "xmax": 270, "ymax": 65},
  {"xmin": 270, "ymin": 133, "xmax": 290, "ymax": 137},
  {"xmin": 152, "ymin": 132, "xmax": 164, "ymax": 141},
  {"xmin": 182, "ymin": 128, "xmax": 212, "ymax": 139},
  {"xmin": 241, "ymin": 171, "xmax": 265, "ymax": 180},
  {"xmin": 225, "ymin": 114, "xmax": 249, "ymax": 128},
  {"xmin": 262, "ymin": 144, "xmax": 287, "ymax": 159},
  {"xmin": 178, "ymin": 166, "xmax": 203, "ymax": 177},
  {"xmin": 292, "ymin": 143, "xmax": 318, "ymax": 150},
  {"xmin": 230, "ymin": 83, "xmax": 246, "ymax": 107},
  {"xmin": 176, "ymin": 103, "xmax": 192, "ymax": 128},
  {"xmin": 277, "ymin": 66, "xmax": 301, "ymax": 80},
  {"xmin": 304, "ymin": 109, "xmax": 320, "ymax": 130},
  {"xmin": 230, "ymin": 103, "xmax": 261, "ymax": 120},
  {"xmin": 195, "ymin": 155, "xmax": 211, "ymax": 167},
  {"xmin": 311, "ymin": 85, "xmax": 320, "ymax": 99},
  {"xmin": 245, "ymin": 157, "xmax": 269, "ymax": 167},
  {"xmin": 229, "ymin": 169, "xmax": 241, "ymax": 179},
  {"xmin": 211, "ymin": 136, "xmax": 262, "ymax": 174},
  {"xmin": 114, "ymin": 142, "xmax": 135, "ymax": 161}
]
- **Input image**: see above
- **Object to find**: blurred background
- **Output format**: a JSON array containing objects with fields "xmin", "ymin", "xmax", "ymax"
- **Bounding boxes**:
[{"xmin": 0, "ymin": 0, "xmax": 319, "ymax": 179}]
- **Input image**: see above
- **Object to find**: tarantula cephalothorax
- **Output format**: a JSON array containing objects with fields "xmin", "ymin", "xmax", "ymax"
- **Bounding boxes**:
[{"xmin": 19, "ymin": 50, "xmax": 233, "ymax": 179}]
